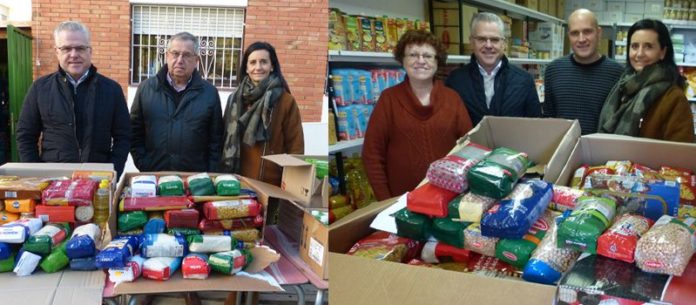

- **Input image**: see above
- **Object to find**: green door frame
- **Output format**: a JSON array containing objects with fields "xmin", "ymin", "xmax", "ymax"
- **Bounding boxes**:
[{"xmin": 7, "ymin": 24, "xmax": 33, "ymax": 162}]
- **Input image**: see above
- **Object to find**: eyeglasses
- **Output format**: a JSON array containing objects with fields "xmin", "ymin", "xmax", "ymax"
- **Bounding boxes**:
[
  {"xmin": 472, "ymin": 36, "xmax": 505, "ymax": 45},
  {"xmin": 406, "ymin": 52, "xmax": 436, "ymax": 62},
  {"xmin": 168, "ymin": 50, "xmax": 197, "ymax": 60},
  {"xmin": 56, "ymin": 45, "xmax": 91, "ymax": 54}
]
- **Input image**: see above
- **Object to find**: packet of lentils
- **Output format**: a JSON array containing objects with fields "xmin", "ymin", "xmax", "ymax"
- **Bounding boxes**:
[
  {"xmin": 209, "ymin": 249, "xmax": 252, "ymax": 275},
  {"xmin": 140, "ymin": 233, "xmax": 187, "ymax": 258},
  {"xmin": 25, "ymin": 223, "xmax": 71, "ymax": 255},
  {"xmin": 70, "ymin": 256, "xmax": 98, "ymax": 271},
  {"xmin": 214, "ymin": 175, "xmax": 241, "ymax": 196},
  {"xmin": 66, "ymin": 223, "xmax": 101, "ymax": 259},
  {"xmin": 523, "ymin": 215, "xmax": 581, "ymax": 285},
  {"xmin": 95, "ymin": 236, "xmax": 138, "ymax": 269},
  {"xmin": 158, "ymin": 175, "xmax": 185, "ymax": 196},
  {"xmin": 187, "ymin": 173, "xmax": 216, "ymax": 196},
  {"xmin": 118, "ymin": 211, "xmax": 148, "ymax": 232}
]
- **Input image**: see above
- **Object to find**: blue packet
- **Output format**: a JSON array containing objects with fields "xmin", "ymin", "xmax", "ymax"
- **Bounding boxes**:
[
  {"xmin": 144, "ymin": 218, "xmax": 166, "ymax": 234},
  {"xmin": 0, "ymin": 242, "xmax": 10, "ymax": 260},
  {"xmin": 70, "ymin": 256, "xmax": 98, "ymax": 270},
  {"xmin": 95, "ymin": 236, "xmax": 138, "ymax": 269},
  {"xmin": 481, "ymin": 180, "xmax": 552, "ymax": 239}
]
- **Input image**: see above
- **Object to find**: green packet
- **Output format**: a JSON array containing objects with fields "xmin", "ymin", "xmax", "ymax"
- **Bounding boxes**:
[{"xmin": 209, "ymin": 249, "xmax": 253, "ymax": 275}]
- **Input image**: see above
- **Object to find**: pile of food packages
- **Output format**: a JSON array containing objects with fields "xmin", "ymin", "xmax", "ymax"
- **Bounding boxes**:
[
  {"xmin": 346, "ymin": 142, "xmax": 696, "ymax": 297},
  {"xmin": 329, "ymin": 8, "xmax": 430, "ymax": 52},
  {"xmin": 328, "ymin": 156, "xmax": 375, "ymax": 224}
]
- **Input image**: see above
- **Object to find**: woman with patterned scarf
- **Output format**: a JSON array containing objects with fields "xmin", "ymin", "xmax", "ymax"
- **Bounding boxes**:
[
  {"xmin": 221, "ymin": 41, "xmax": 304, "ymax": 185},
  {"xmin": 598, "ymin": 19, "xmax": 694, "ymax": 142}
]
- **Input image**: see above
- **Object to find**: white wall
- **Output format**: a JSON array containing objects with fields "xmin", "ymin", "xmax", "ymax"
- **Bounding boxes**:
[
  {"xmin": 330, "ymin": 0, "xmax": 426, "ymax": 19},
  {"xmin": 0, "ymin": 0, "xmax": 31, "ymax": 23}
]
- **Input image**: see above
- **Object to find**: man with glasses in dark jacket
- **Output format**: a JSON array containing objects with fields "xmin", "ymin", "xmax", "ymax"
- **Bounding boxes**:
[{"xmin": 17, "ymin": 21, "xmax": 131, "ymax": 177}]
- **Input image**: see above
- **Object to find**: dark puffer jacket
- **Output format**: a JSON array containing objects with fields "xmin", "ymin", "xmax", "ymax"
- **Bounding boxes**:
[{"xmin": 130, "ymin": 65, "xmax": 223, "ymax": 172}]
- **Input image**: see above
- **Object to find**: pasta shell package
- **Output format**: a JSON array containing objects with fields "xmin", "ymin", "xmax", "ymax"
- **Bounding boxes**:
[
  {"xmin": 480, "ymin": 180, "xmax": 553, "ymax": 239},
  {"xmin": 95, "ymin": 236, "xmax": 138, "ymax": 269},
  {"xmin": 420, "ymin": 240, "xmax": 471, "ymax": 264},
  {"xmin": 634, "ymin": 216, "xmax": 696, "ymax": 276},
  {"xmin": 186, "ymin": 173, "xmax": 216, "ymax": 196},
  {"xmin": 214, "ymin": 175, "xmax": 241, "ymax": 196},
  {"xmin": 209, "ymin": 249, "xmax": 252, "ymax": 275},
  {"xmin": 165, "ymin": 209, "xmax": 200, "ymax": 229},
  {"xmin": 157, "ymin": 175, "xmax": 184, "ymax": 196},
  {"xmin": 142, "ymin": 256, "xmax": 182, "ymax": 281},
  {"xmin": 522, "ymin": 216, "xmax": 581, "ymax": 285},
  {"xmin": 406, "ymin": 183, "xmax": 458, "ymax": 217},
  {"xmin": 448, "ymin": 192, "xmax": 496, "ymax": 223},
  {"xmin": 66, "ymin": 223, "xmax": 101, "ymax": 259},
  {"xmin": 496, "ymin": 209, "xmax": 558, "ymax": 269},
  {"xmin": 24, "ymin": 223, "xmax": 71, "ymax": 255},
  {"xmin": 425, "ymin": 143, "xmax": 491, "ymax": 193},
  {"xmin": 467, "ymin": 147, "xmax": 529, "ymax": 199},
  {"xmin": 0, "ymin": 218, "xmax": 43, "ymax": 243},
  {"xmin": 557, "ymin": 196, "xmax": 617, "ymax": 253},
  {"xmin": 42, "ymin": 179, "xmax": 98, "ymax": 206},
  {"xmin": 463, "ymin": 222, "xmax": 499, "ymax": 257},
  {"xmin": 347, "ymin": 231, "xmax": 421, "ymax": 263},
  {"xmin": 431, "ymin": 217, "xmax": 470, "ymax": 248},
  {"xmin": 596, "ymin": 214, "xmax": 652, "ymax": 263},
  {"xmin": 4, "ymin": 199, "xmax": 36, "ymax": 213},
  {"xmin": 140, "ymin": 233, "xmax": 187, "ymax": 258},
  {"xmin": 199, "ymin": 215, "xmax": 264, "ymax": 232},
  {"xmin": 120, "ymin": 196, "xmax": 193, "ymax": 212},
  {"xmin": 182, "ymin": 253, "xmax": 211, "ymax": 279},
  {"xmin": 108, "ymin": 255, "xmax": 145, "ymax": 284},
  {"xmin": 394, "ymin": 207, "xmax": 431, "ymax": 241},
  {"xmin": 188, "ymin": 235, "xmax": 239, "ymax": 253},
  {"xmin": 203, "ymin": 199, "xmax": 262, "ymax": 220}
]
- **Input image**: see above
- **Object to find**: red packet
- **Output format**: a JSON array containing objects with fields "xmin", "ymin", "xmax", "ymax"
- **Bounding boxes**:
[{"xmin": 407, "ymin": 183, "xmax": 458, "ymax": 217}]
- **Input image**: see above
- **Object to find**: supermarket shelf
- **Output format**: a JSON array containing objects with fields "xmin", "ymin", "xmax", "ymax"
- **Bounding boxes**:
[
  {"xmin": 329, "ymin": 138, "xmax": 364, "ymax": 154},
  {"xmin": 330, "ymin": 51, "xmax": 553, "ymax": 65},
  {"xmin": 462, "ymin": 0, "xmax": 564, "ymax": 24},
  {"xmin": 611, "ymin": 20, "xmax": 696, "ymax": 30},
  {"xmin": 678, "ymin": 62, "xmax": 696, "ymax": 67}
]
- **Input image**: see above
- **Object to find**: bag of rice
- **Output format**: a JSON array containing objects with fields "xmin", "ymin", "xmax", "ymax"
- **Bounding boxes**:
[
  {"xmin": 188, "ymin": 235, "xmax": 239, "ymax": 253},
  {"xmin": 158, "ymin": 175, "xmax": 184, "ymax": 196},
  {"xmin": 70, "ymin": 256, "xmax": 98, "ymax": 270},
  {"xmin": 182, "ymin": 253, "xmax": 211, "ymax": 279},
  {"xmin": 480, "ymin": 180, "xmax": 553, "ymax": 239},
  {"xmin": 523, "ymin": 215, "xmax": 581, "ymax": 284},
  {"xmin": 108, "ymin": 255, "xmax": 145, "ymax": 283},
  {"xmin": 448, "ymin": 192, "xmax": 496, "ymax": 223},
  {"xmin": 596, "ymin": 214, "xmax": 652, "ymax": 263},
  {"xmin": 420, "ymin": 240, "xmax": 471, "ymax": 264},
  {"xmin": 463, "ymin": 222, "xmax": 498, "ymax": 257},
  {"xmin": 118, "ymin": 211, "xmax": 148, "ymax": 232},
  {"xmin": 425, "ymin": 142, "xmax": 491, "ymax": 193},
  {"xmin": 467, "ymin": 147, "xmax": 529, "ymax": 199},
  {"xmin": 142, "ymin": 256, "xmax": 182, "ymax": 281},
  {"xmin": 24, "ymin": 223, "xmax": 71, "ymax": 255},
  {"xmin": 394, "ymin": 207, "xmax": 431, "ymax": 241},
  {"xmin": 431, "ymin": 217, "xmax": 470, "ymax": 248},
  {"xmin": 165, "ymin": 209, "xmax": 200, "ymax": 229},
  {"xmin": 407, "ymin": 183, "xmax": 458, "ymax": 217},
  {"xmin": 0, "ymin": 218, "xmax": 43, "ymax": 243},
  {"xmin": 140, "ymin": 233, "xmax": 187, "ymax": 258},
  {"xmin": 214, "ymin": 175, "xmax": 241, "ymax": 196},
  {"xmin": 39, "ymin": 242, "xmax": 69, "ymax": 273},
  {"xmin": 557, "ymin": 196, "xmax": 617, "ymax": 253},
  {"xmin": 496, "ymin": 209, "xmax": 558, "ymax": 269},
  {"xmin": 14, "ymin": 251, "xmax": 41, "ymax": 276},
  {"xmin": 348, "ymin": 231, "xmax": 421, "ymax": 263},
  {"xmin": 209, "ymin": 249, "xmax": 252, "ymax": 275},
  {"xmin": 634, "ymin": 216, "xmax": 695, "ymax": 276},
  {"xmin": 66, "ymin": 223, "xmax": 101, "ymax": 259},
  {"xmin": 95, "ymin": 236, "xmax": 139, "ymax": 269},
  {"xmin": 187, "ymin": 173, "xmax": 216, "ymax": 196}
]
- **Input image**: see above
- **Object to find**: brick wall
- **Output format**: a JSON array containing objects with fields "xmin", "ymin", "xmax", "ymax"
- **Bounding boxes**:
[
  {"xmin": 32, "ymin": 0, "xmax": 131, "ymax": 93},
  {"xmin": 245, "ymin": 0, "xmax": 328, "ymax": 123}
]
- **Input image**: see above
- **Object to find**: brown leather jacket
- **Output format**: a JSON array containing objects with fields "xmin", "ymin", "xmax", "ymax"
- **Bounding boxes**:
[{"xmin": 639, "ymin": 85, "xmax": 695, "ymax": 143}]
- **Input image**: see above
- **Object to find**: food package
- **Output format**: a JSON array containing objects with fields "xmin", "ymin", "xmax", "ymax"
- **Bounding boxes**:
[
  {"xmin": 0, "ymin": 252, "xmax": 15, "ymax": 272},
  {"xmin": 75, "ymin": 205, "xmax": 94, "ymax": 222},
  {"xmin": 42, "ymin": 179, "xmax": 98, "ymax": 206},
  {"xmin": 550, "ymin": 185, "xmax": 584, "ymax": 212},
  {"xmin": 0, "ymin": 177, "xmax": 51, "ymax": 200},
  {"xmin": 328, "ymin": 8, "xmax": 347, "ymax": 51},
  {"xmin": 39, "ymin": 242, "xmax": 69, "ymax": 273},
  {"xmin": 209, "ymin": 249, "xmax": 252, "ymax": 275},
  {"xmin": 165, "ymin": 209, "xmax": 200, "ymax": 229},
  {"xmin": 605, "ymin": 160, "xmax": 633, "ymax": 176},
  {"xmin": 448, "ymin": 192, "xmax": 496, "ymax": 223},
  {"xmin": 631, "ymin": 163, "xmax": 663, "ymax": 180},
  {"xmin": 523, "ymin": 215, "xmax": 581, "ymax": 285},
  {"xmin": 214, "ymin": 175, "xmax": 241, "ymax": 196},
  {"xmin": 157, "ymin": 175, "xmax": 184, "ymax": 196},
  {"xmin": 186, "ymin": 173, "xmax": 216, "ymax": 196},
  {"xmin": 660, "ymin": 166, "xmax": 696, "ymax": 206},
  {"xmin": 420, "ymin": 240, "xmax": 471, "ymax": 264},
  {"xmin": 70, "ymin": 256, "xmax": 98, "ymax": 270},
  {"xmin": 407, "ymin": 183, "xmax": 458, "ymax": 217},
  {"xmin": 394, "ymin": 207, "xmax": 431, "ymax": 241},
  {"xmin": 347, "ymin": 231, "xmax": 421, "ymax": 263},
  {"xmin": 463, "ymin": 223, "xmax": 499, "ymax": 257},
  {"xmin": 0, "ymin": 211, "xmax": 19, "ymax": 225},
  {"xmin": 144, "ymin": 217, "xmax": 166, "ymax": 234},
  {"xmin": 0, "ymin": 242, "xmax": 9, "ymax": 260},
  {"xmin": 140, "ymin": 233, "xmax": 187, "ymax": 258},
  {"xmin": 168, "ymin": 227, "xmax": 201, "ymax": 236},
  {"xmin": 108, "ymin": 255, "xmax": 145, "ymax": 283},
  {"xmin": 480, "ymin": 180, "xmax": 553, "ymax": 239},
  {"xmin": 199, "ymin": 215, "xmax": 264, "ymax": 232},
  {"xmin": 130, "ymin": 175, "xmax": 157, "ymax": 197},
  {"xmin": 431, "ymin": 217, "xmax": 470, "ymax": 248},
  {"xmin": 182, "ymin": 253, "xmax": 211, "ymax": 279},
  {"xmin": 118, "ymin": 228, "xmax": 143, "ymax": 237},
  {"xmin": 557, "ymin": 196, "xmax": 617, "ymax": 253},
  {"xmin": 496, "ymin": 209, "xmax": 557, "ymax": 269},
  {"xmin": 635, "ymin": 216, "xmax": 696, "ymax": 276},
  {"xmin": 425, "ymin": 142, "xmax": 491, "ymax": 193},
  {"xmin": 467, "ymin": 147, "xmax": 529, "ymax": 199},
  {"xmin": 570, "ymin": 165, "xmax": 589, "ymax": 188},
  {"xmin": 0, "ymin": 218, "xmax": 43, "ymax": 243},
  {"xmin": 344, "ymin": 14, "xmax": 360, "ymax": 51},
  {"xmin": 118, "ymin": 211, "xmax": 148, "ymax": 231},
  {"xmin": 584, "ymin": 175, "xmax": 680, "ymax": 221},
  {"xmin": 229, "ymin": 229, "xmax": 259, "ymax": 243},
  {"xmin": 120, "ymin": 196, "xmax": 193, "ymax": 212},
  {"xmin": 66, "ymin": 223, "xmax": 101, "ymax": 259},
  {"xmin": 188, "ymin": 235, "xmax": 240, "ymax": 253},
  {"xmin": 597, "ymin": 214, "xmax": 652, "ymax": 263},
  {"xmin": 466, "ymin": 252, "xmax": 521, "ymax": 279},
  {"xmin": 142, "ymin": 256, "xmax": 182, "ymax": 281},
  {"xmin": 4, "ymin": 199, "xmax": 36, "ymax": 213},
  {"xmin": 35, "ymin": 205, "xmax": 75, "ymax": 223},
  {"xmin": 95, "ymin": 236, "xmax": 139, "ymax": 269},
  {"xmin": 24, "ymin": 223, "xmax": 71, "ymax": 255},
  {"xmin": 203, "ymin": 199, "xmax": 262, "ymax": 220},
  {"xmin": 13, "ymin": 251, "xmax": 41, "ymax": 276}
]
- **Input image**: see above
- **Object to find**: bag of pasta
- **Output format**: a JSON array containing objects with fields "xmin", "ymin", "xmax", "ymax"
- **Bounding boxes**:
[
  {"xmin": 425, "ymin": 142, "xmax": 491, "ymax": 193},
  {"xmin": 467, "ymin": 147, "xmax": 529, "ymax": 199},
  {"xmin": 348, "ymin": 231, "xmax": 421, "ymax": 262}
]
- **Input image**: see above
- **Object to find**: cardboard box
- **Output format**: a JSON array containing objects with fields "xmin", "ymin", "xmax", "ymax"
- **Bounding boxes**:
[
  {"xmin": 262, "ymin": 154, "xmax": 328, "ymax": 209},
  {"xmin": 300, "ymin": 208, "xmax": 328, "ymax": 280}
]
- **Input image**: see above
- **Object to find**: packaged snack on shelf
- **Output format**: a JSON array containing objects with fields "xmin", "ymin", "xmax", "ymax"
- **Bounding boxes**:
[
  {"xmin": 198, "ymin": 215, "xmax": 264, "ymax": 232},
  {"xmin": 420, "ymin": 240, "xmax": 471, "ymax": 264},
  {"xmin": 13, "ymin": 251, "xmax": 41, "ymax": 276},
  {"xmin": 202, "ymin": 199, "xmax": 262, "ymax": 220},
  {"xmin": 431, "ymin": 217, "xmax": 470, "ymax": 248},
  {"xmin": 481, "ymin": 180, "xmax": 553, "ymax": 239},
  {"xmin": 165, "ymin": 209, "xmax": 200, "ymax": 229},
  {"xmin": 75, "ymin": 205, "xmax": 94, "ymax": 222},
  {"xmin": 209, "ymin": 249, "xmax": 252, "ymax": 275},
  {"xmin": 108, "ymin": 255, "xmax": 145, "ymax": 284},
  {"xmin": 468, "ymin": 147, "xmax": 529, "ymax": 199},
  {"xmin": 660, "ymin": 166, "xmax": 696, "ymax": 206},
  {"xmin": 142, "ymin": 256, "xmax": 182, "ymax": 281},
  {"xmin": 95, "ymin": 236, "xmax": 139, "ymax": 269},
  {"xmin": 496, "ymin": 209, "xmax": 558, "ymax": 269},
  {"xmin": 467, "ymin": 252, "xmax": 521, "ymax": 280},
  {"xmin": 182, "ymin": 253, "xmax": 210, "ymax": 279},
  {"xmin": 186, "ymin": 173, "xmax": 216, "ymax": 196},
  {"xmin": 448, "ymin": 192, "xmax": 497, "ymax": 223},
  {"xmin": 120, "ymin": 196, "xmax": 194, "ymax": 212},
  {"xmin": 358, "ymin": 16, "xmax": 375, "ymax": 52},
  {"xmin": 426, "ymin": 143, "xmax": 491, "ymax": 193},
  {"xmin": 130, "ymin": 175, "xmax": 157, "ymax": 197},
  {"xmin": 214, "ymin": 175, "xmax": 241, "ymax": 196},
  {"xmin": 118, "ymin": 211, "xmax": 148, "ymax": 231},
  {"xmin": 597, "ymin": 214, "xmax": 652, "ymax": 263},
  {"xmin": 157, "ymin": 175, "xmax": 184, "ymax": 196},
  {"xmin": 230, "ymin": 228, "xmax": 259, "ymax": 243},
  {"xmin": 168, "ymin": 227, "xmax": 201, "ymax": 237},
  {"xmin": 35, "ymin": 205, "xmax": 75, "ymax": 223},
  {"xmin": 347, "ymin": 231, "xmax": 421, "ymax": 263},
  {"xmin": 635, "ymin": 216, "xmax": 696, "ymax": 276},
  {"xmin": 523, "ymin": 215, "xmax": 581, "ymax": 285},
  {"xmin": 140, "ymin": 233, "xmax": 187, "ymax": 258},
  {"xmin": 407, "ymin": 183, "xmax": 458, "ymax": 217},
  {"xmin": 0, "ymin": 218, "xmax": 43, "ymax": 243},
  {"xmin": 42, "ymin": 179, "xmax": 98, "ymax": 206},
  {"xmin": 70, "ymin": 256, "xmax": 98, "ymax": 271},
  {"xmin": 0, "ymin": 177, "xmax": 51, "ymax": 200},
  {"xmin": 373, "ymin": 17, "xmax": 388, "ymax": 52},
  {"xmin": 0, "ymin": 242, "xmax": 9, "ymax": 260},
  {"xmin": 24, "ymin": 223, "xmax": 71, "ymax": 255},
  {"xmin": 0, "ymin": 211, "xmax": 19, "ymax": 225},
  {"xmin": 328, "ymin": 8, "xmax": 346, "ymax": 51},
  {"xmin": 39, "ymin": 242, "xmax": 69, "ymax": 273},
  {"xmin": 188, "ymin": 235, "xmax": 239, "ymax": 253},
  {"xmin": 584, "ymin": 175, "xmax": 680, "ymax": 220},
  {"xmin": 550, "ymin": 185, "xmax": 584, "ymax": 212},
  {"xmin": 557, "ymin": 196, "xmax": 617, "ymax": 253},
  {"xmin": 394, "ymin": 207, "xmax": 431, "ymax": 241},
  {"xmin": 0, "ymin": 252, "xmax": 14, "ymax": 272},
  {"xmin": 463, "ymin": 222, "xmax": 499, "ymax": 257},
  {"xmin": 4, "ymin": 199, "xmax": 36, "ymax": 213}
]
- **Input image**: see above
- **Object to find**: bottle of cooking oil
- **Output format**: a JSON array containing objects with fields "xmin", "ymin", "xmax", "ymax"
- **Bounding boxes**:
[{"xmin": 93, "ymin": 179, "xmax": 111, "ymax": 229}]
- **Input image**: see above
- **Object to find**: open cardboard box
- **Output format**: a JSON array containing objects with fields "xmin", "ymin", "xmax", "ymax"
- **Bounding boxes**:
[
  {"xmin": 329, "ymin": 117, "xmax": 582, "ymax": 305},
  {"xmin": 0, "ymin": 162, "xmax": 115, "ymax": 305},
  {"xmin": 262, "ymin": 154, "xmax": 329, "ymax": 209}
]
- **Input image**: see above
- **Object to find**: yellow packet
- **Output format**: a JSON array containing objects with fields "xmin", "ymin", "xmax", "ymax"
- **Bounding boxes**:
[{"xmin": 5, "ymin": 199, "xmax": 36, "ymax": 213}]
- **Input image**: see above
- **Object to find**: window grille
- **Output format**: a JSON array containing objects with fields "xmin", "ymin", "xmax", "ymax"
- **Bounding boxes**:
[{"xmin": 131, "ymin": 4, "xmax": 244, "ymax": 88}]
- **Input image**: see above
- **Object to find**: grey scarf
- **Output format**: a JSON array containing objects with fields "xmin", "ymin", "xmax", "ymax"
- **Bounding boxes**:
[{"xmin": 222, "ymin": 74, "xmax": 283, "ymax": 172}]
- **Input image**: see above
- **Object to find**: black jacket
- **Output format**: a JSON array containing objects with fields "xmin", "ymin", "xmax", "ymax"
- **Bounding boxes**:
[
  {"xmin": 130, "ymin": 65, "xmax": 223, "ymax": 172},
  {"xmin": 16, "ymin": 66, "xmax": 131, "ymax": 177},
  {"xmin": 445, "ymin": 56, "xmax": 542, "ymax": 126}
]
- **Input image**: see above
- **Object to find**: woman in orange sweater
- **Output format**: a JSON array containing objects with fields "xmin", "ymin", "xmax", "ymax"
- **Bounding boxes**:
[{"xmin": 362, "ymin": 30, "xmax": 474, "ymax": 201}]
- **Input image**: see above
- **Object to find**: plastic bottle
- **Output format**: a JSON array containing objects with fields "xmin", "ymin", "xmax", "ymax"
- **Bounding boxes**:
[{"xmin": 93, "ymin": 179, "xmax": 111, "ymax": 229}]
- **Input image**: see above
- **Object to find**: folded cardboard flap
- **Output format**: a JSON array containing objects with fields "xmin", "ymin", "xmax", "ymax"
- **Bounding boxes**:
[
  {"xmin": 262, "ymin": 154, "xmax": 328, "ymax": 208},
  {"xmin": 245, "ymin": 245, "xmax": 281, "ymax": 273}
]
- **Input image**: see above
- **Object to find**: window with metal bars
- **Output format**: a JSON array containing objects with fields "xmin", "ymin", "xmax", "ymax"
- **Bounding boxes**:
[{"xmin": 131, "ymin": 4, "xmax": 244, "ymax": 88}]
